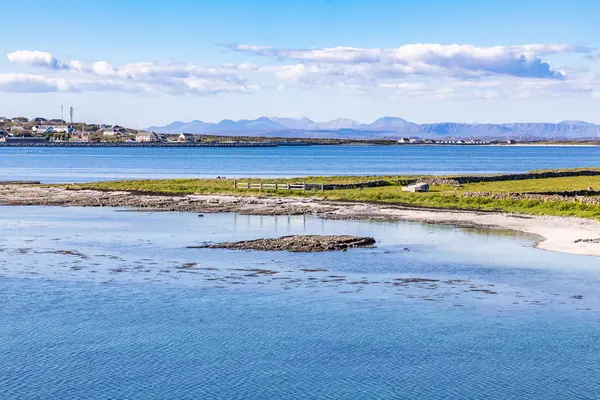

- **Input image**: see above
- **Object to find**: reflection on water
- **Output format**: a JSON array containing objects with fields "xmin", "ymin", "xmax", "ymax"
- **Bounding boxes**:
[
  {"xmin": 2, "ymin": 206, "xmax": 600, "ymax": 399},
  {"xmin": 1, "ymin": 206, "xmax": 600, "ymax": 310}
]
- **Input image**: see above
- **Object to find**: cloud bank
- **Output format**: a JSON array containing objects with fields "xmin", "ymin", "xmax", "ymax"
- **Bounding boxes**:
[
  {"xmin": 229, "ymin": 43, "xmax": 594, "ymax": 80},
  {"xmin": 2, "ymin": 43, "xmax": 598, "ymax": 100},
  {"xmin": 4, "ymin": 50, "xmax": 258, "ymax": 95}
]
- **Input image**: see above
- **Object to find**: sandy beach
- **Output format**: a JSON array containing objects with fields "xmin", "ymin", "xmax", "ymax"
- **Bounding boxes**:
[{"xmin": 2, "ymin": 184, "xmax": 600, "ymax": 257}]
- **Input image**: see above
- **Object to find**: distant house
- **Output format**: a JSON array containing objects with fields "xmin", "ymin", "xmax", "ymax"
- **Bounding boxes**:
[
  {"xmin": 178, "ymin": 133, "xmax": 195, "ymax": 142},
  {"xmin": 506, "ymin": 139, "xmax": 516, "ymax": 144},
  {"xmin": 49, "ymin": 119, "xmax": 66, "ymax": 124},
  {"xmin": 101, "ymin": 128, "xmax": 120, "ymax": 137},
  {"xmin": 136, "ymin": 131, "xmax": 161, "ymax": 142},
  {"xmin": 32, "ymin": 125, "xmax": 55, "ymax": 134},
  {"xmin": 53, "ymin": 125, "xmax": 73, "ymax": 134},
  {"xmin": 11, "ymin": 117, "xmax": 29, "ymax": 123},
  {"xmin": 72, "ymin": 132, "xmax": 91, "ymax": 142},
  {"xmin": 9, "ymin": 126, "xmax": 28, "ymax": 134},
  {"xmin": 402, "ymin": 183, "xmax": 430, "ymax": 193},
  {"xmin": 33, "ymin": 117, "xmax": 48, "ymax": 123},
  {"xmin": 397, "ymin": 138, "xmax": 411, "ymax": 144},
  {"xmin": 0, "ymin": 117, "xmax": 8, "ymax": 123}
]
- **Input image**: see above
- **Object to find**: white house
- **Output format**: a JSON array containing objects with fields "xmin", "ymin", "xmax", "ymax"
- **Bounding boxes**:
[
  {"xmin": 402, "ymin": 183, "xmax": 430, "ymax": 193},
  {"xmin": 32, "ymin": 125, "xmax": 55, "ymax": 134},
  {"xmin": 101, "ymin": 128, "xmax": 120, "ymax": 136},
  {"xmin": 178, "ymin": 133, "xmax": 195, "ymax": 142},
  {"xmin": 53, "ymin": 125, "xmax": 73, "ymax": 134},
  {"xmin": 136, "ymin": 131, "xmax": 161, "ymax": 142},
  {"xmin": 397, "ymin": 138, "xmax": 411, "ymax": 144}
]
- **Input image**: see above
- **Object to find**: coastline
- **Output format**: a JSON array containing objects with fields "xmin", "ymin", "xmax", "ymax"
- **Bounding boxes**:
[{"xmin": 2, "ymin": 184, "xmax": 600, "ymax": 257}]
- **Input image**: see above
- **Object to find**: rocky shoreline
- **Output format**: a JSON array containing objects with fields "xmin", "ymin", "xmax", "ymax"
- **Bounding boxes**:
[{"xmin": 2, "ymin": 184, "xmax": 600, "ymax": 257}]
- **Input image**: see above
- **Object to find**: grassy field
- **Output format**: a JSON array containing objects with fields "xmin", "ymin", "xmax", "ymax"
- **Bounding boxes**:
[{"xmin": 66, "ymin": 170, "xmax": 600, "ymax": 219}]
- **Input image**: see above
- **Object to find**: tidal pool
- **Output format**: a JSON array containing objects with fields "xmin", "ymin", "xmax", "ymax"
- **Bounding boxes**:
[{"xmin": 1, "ymin": 207, "xmax": 600, "ymax": 398}]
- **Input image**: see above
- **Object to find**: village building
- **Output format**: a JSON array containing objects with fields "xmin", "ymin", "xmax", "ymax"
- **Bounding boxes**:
[
  {"xmin": 53, "ymin": 125, "xmax": 73, "ymax": 134},
  {"xmin": 178, "ymin": 133, "xmax": 195, "ymax": 142},
  {"xmin": 32, "ymin": 125, "xmax": 55, "ymax": 134},
  {"xmin": 135, "ymin": 131, "xmax": 161, "ymax": 142},
  {"xmin": 101, "ymin": 128, "xmax": 121, "ymax": 137},
  {"xmin": 11, "ymin": 117, "xmax": 29, "ymax": 123},
  {"xmin": 397, "ymin": 138, "xmax": 411, "ymax": 144},
  {"xmin": 72, "ymin": 132, "xmax": 91, "ymax": 142},
  {"xmin": 9, "ymin": 126, "xmax": 28, "ymax": 135},
  {"xmin": 402, "ymin": 183, "xmax": 430, "ymax": 193}
]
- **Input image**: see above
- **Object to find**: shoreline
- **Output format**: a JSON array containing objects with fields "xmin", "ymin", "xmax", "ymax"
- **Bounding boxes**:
[{"xmin": 2, "ymin": 184, "xmax": 600, "ymax": 257}]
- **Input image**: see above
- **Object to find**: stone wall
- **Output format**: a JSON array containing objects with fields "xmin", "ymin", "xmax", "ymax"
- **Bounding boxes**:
[
  {"xmin": 407, "ymin": 169, "xmax": 600, "ymax": 187},
  {"xmin": 305, "ymin": 180, "xmax": 392, "ymax": 191},
  {"xmin": 462, "ymin": 192, "xmax": 600, "ymax": 205}
]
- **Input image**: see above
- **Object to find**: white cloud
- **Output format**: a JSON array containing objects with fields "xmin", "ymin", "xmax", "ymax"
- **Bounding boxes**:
[
  {"xmin": 5, "ymin": 50, "xmax": 258, "ymax": 95},
  {"xmin": 0, "ymin": 73, "xmax": 73, "ymax": 93},
  {"xmin": 7, "ymin": 50, "xmax": 74, "ymax": 70},
  {"xmin": 231, "ymin": 43, "xmax": 597, "ymax": 80}
]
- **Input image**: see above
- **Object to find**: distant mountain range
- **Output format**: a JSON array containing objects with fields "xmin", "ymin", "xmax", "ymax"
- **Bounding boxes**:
[{"xmin": 147, "ymin": 117, "xmax": 600, "ymax": 139}]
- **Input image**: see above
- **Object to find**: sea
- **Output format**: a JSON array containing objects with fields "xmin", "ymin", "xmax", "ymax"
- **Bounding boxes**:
[
  {"xmin": 2, "ymin": 146, "xmax": 600, "ymax": 399},
  {"xmin": 1, "ymin": 144, "xmax": 600, "ymax": 182}
]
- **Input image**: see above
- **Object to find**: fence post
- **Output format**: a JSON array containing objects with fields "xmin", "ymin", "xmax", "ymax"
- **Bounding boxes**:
[
  {"xmin": 260, "ymin": 183, "xmax": 263, "ymax": 190},
  {"xmin": 321, "ymin": 183, "xmax": 324, "ymax": 192},
  {"xmin": 234, "ymin": 179, "xmax": 237, "ymax": 189}
]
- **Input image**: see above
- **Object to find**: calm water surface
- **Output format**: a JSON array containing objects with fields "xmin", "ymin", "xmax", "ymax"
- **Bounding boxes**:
[
  {"xmin": 1, "ymin": 207, "xmax": 600, "ymax": 399},
  {"xmin": 2, "ymin": 145, "xmax": 600, "ymax": 182}
]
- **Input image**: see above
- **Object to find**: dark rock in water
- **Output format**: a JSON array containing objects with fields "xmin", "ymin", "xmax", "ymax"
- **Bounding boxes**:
[
  {"xmin": 574, "ymin": 238, "xmax": 600, "ymax": 244},
  {"xmin": 198, "ymin": 214, "xmax": 204, "ymax": 217},
  {"xmin": 189, "ymin": 235, "xmax": 376, "ymax": 252}
]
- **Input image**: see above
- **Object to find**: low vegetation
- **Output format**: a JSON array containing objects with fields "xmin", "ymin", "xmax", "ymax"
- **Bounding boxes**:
[{"xmin": 65, "ymin": 168, "xmax": 600, "ymax": 219}]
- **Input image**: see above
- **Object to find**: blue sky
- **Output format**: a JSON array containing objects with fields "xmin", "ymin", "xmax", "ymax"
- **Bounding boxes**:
[{"xmin": 1, "ymin": 0, "xmax": 599, "ymax": 128}]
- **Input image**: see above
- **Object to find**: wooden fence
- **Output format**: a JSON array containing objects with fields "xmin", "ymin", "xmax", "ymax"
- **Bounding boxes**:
[
  {"xmin": 234, "ymin": 180, "xmax": 316, "ymax": 191},
  {"xmin": 233, "ymin": 179, "xmax": 393, "ymax": 192}
]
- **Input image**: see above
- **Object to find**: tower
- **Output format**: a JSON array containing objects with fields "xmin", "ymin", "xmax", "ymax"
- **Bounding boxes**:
[{"xmin": 69, "ymin": 106, "xmax": 74, "ymax": 127}]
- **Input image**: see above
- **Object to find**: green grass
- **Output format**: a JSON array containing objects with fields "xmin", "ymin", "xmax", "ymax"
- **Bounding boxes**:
[
  {"xmin": 61, "ymin": 170, "xmax": 600, "ymax": 220},
  {"xmin": 457, "ymin": 175, "xmax": 600, "ymax": 193}
]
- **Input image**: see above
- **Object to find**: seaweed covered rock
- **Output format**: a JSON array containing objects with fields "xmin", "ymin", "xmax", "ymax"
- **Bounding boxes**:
[{"xmin": 190, "ymin": 235, "xmax": 376, "ymax": 252}]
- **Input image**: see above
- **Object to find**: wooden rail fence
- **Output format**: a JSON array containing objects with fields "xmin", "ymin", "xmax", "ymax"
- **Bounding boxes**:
[
  {"xmin": 234, "ymin": 180, "xmax": 316, "ymax": 191},
  {"xmin": 233, "ymin": 179, "xmax": 393, "ymax": 192}
]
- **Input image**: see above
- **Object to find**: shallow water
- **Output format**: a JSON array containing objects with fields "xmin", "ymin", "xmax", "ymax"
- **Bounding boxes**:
[
  {"xmin": 2, "ymin": 207, "xmax": 600, "ymax": 399},
  {"xmin": 2, "ymin": 145, "xmax": 600, "ymax": 182}
]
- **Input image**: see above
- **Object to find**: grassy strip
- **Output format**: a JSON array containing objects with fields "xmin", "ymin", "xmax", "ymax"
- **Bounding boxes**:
[{"xmin": 65, "ymin": 174, "xmax": 600, "ymax": 220}]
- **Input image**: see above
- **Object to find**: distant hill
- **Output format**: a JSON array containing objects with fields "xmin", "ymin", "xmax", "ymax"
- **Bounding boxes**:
[{"xmin": 147, "ymin": 117, "xmax": 600, "ymax": 139}]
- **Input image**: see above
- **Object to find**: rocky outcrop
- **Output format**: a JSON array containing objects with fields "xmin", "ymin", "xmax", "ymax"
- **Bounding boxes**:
[{"xmin": 189, "ymin": 235, "xmax": 376, "ymax": 252}]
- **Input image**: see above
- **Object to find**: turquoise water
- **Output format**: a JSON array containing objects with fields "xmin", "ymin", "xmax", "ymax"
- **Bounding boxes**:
[
  {"xmin": 2, "ymin": 145, "xmax": 600, "ymax": 182},
  {"xmin": 2, "ymin": 207, "xmax": 600, "ymax": 398}
]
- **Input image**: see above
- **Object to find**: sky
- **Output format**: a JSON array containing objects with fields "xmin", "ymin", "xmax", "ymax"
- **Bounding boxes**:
[{"xmin": 1, "ymin": 0, "xmax": 599, "ymax": 128}]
